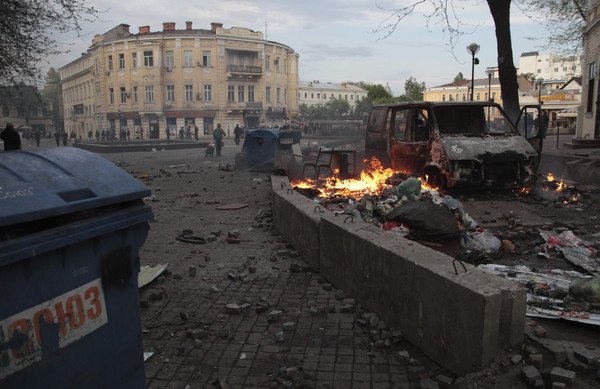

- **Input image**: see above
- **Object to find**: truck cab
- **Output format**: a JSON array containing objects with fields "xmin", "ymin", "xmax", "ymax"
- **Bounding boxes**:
[{"xmin": 365, "ymin": 101, "xmax": 545, "ymax": 189}]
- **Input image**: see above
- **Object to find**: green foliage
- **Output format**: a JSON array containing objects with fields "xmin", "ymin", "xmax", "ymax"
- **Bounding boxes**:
[
  {"xmin": 453, "ymin": 72, "xmax": 465, "ymax": 82},
  {"xmin": 403, "ymin": 77, "xmax": 425, "ymax": 101}
]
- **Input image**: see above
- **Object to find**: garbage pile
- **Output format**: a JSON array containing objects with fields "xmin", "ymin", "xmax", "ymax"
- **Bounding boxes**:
[{"xmin": 293, "ymin": 172, "xmax": 600, "ymax": 324}]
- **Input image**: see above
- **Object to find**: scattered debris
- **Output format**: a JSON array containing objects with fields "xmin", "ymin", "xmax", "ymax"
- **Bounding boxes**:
[
  {"xmin": 138, "ymin": 264, "xmax": 168, "ymax": 288},
  {"xmin": 176, "ymin": 230, "xmax": 206, "ymax": 244}
]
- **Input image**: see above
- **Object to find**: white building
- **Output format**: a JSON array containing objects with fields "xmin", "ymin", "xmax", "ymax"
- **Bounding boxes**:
[
  {"xmin": 518, "ymin": 52, "xmax": 582, "ymax": 82},
  {"xmin": 297, "ymin": 81, "xmax": 367, "ymax": 111}
]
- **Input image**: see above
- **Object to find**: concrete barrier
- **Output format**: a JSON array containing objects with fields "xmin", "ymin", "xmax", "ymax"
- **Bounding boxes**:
[{"xmin": 271, "ymin": 177, "xmax": 526, "ymax": 376}]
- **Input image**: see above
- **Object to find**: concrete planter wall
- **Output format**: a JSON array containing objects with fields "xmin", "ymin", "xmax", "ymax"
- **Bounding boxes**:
[{"xmin": 271, "ymin": 176, "xmax": 526, "ymax": 376}]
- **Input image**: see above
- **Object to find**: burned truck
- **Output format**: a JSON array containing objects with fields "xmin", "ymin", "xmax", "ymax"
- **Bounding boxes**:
[{"xmin": 365, "ymin": 101, "xmax": 545, "ymax": 189}]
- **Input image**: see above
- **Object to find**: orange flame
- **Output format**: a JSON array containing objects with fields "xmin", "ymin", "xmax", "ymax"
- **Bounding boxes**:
[
  {"xmin": 545, "ymin": 173, "xmax": 567, "ymax": 192},
  {"xmin": 291, "ymin": 157, "xmax": 437, "ymax": 199}
]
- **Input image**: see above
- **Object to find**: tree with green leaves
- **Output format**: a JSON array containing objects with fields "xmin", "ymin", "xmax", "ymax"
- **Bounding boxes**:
[
  {"xmin": 375, "ymin": 0, "xmax": 586, "ymax": 122},
  {"xmin": 402, "ymin": 77, "xmax": 426, "ymax": 101},
  {"xmin": 453, "ymin": 72, "xmax": 465, "ymax": 82},
  {"xmin": 0, "ymin": 0, "xmax": 99, "ymax": 84}
]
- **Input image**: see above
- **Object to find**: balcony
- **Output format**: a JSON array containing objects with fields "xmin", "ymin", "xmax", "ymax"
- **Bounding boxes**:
[{"xmin": 227, "ymin": 65, "xmax": 262, "ymax": 80}]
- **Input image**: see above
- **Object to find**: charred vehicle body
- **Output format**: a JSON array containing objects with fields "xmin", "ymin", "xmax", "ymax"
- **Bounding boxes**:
[{"xmin": 365, "ymin": 101, "xmax": 545, "ymax": 189}]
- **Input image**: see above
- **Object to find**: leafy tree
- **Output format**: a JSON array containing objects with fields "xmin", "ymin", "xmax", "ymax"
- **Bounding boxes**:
[
  {"xmin": 354, "ymin": 97, "xmax": 374, "ymax": 121},
  {"xmin": 326, "ymin": 97, "xmax": 350, "ymax": 117},
  {"xmin": 359, "ymin": 83, "xmax": 394, "ymax": 102},
  {"xmin": 374, "ymin": 0, "xmax": 586, "ymax": 122},
  {"xmin": 403, "ymin": 77, "xmax": 426, "ymax": 101},
  {"xmin": 453, "ymin": 72, "xmax": 465, "ymax": 82},
  {"xmin": 0, "ymin": 0, "xmax": 99, "ymax": 83}
]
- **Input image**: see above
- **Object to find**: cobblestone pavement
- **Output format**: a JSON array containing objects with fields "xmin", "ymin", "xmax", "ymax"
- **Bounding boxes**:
[
  {"xmin": 96, "ymin": 143, "xmax": 451, "ymax": 389},
  {"xmin": 17, "ymin": 137, "xmax": 600, "ymax": 388}
]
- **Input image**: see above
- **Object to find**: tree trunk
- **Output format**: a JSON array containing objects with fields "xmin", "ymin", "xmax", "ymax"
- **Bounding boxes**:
[{"xmin": 487, "ymin": 0, "xmax": 520, "ymax": 123}]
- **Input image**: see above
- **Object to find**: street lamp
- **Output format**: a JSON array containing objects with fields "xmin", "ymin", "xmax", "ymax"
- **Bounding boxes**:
[
  {"xmin": 485, "ymin": 68, "xmax": 494, "ymax": 128},
  {"xmin": 536, "ymin": 79, "xmax": 544, "ymax": 106},
  {"xmin": 467, "ymin": 43, "xmax": 480, "ymax": 101}
]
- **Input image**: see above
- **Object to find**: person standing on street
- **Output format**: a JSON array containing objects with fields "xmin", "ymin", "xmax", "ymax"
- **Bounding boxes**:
[
  {"xmin": 54, "ymin": 131, "xmax": 61, "ymax": 146},
  {"xmin": 1, "ymin": 123, "xmax": 22, "ymax": 151},
  {"xmin": 213, "ymin": 124, "xmax": 226, "ymax": 156},
  {"xmin": 34, "ymin": 129, "xmax": 41, "ymax": 147},
  {"xmin": 62, "ymin": 131, "xmax": 68, "ymax": 146},
  {"xmin": 233, "ymin": 124, "xmax": 242, "ymax": 145}
]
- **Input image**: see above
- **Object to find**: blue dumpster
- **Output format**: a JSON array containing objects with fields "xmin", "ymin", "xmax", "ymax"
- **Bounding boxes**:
[
  {"xmin": 0, "ymin": 148, "xmax": 153, "ymax": 388},
  {"xmin": 241, "ymin": 128, "xmax": 279, "ymax": 169}
]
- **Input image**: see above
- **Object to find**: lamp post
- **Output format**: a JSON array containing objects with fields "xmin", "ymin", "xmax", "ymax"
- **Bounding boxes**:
[
  {"xmin": 467, "ymin": 43, "xmax": 480, "ymax": 101},
  {"xmin": 485, "ymin": 68, "xmax": 494, "ymax": 129},
  {"xmin": 536, "ymin": 79, "xmax": 544, "ymax": 106}
]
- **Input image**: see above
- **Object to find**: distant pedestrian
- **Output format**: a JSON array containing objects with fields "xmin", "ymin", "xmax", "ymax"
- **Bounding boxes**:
[
  {"xmin": 1, "ymin": 123, "xmax": 22, "ymax": 151},
  {"xmin": 213, "ymin": 124, "xmax": 226, "ymax": 157},
  {"xmin": 95, "ymin": 129, "xmax": 100, "ymax": 141},
  {"xmin": 62, "ymin": 131, "xmax": 68, "ymax": 146},
  {"xmin": 140, "ymin": 127, "xmax": 144, "ymax": 140},
  {"xmin": 88, "ymin": 130, "xmax": 93, "ymax": 141},
  {"xmin": 54, "ymin": 131, "xmax": 60, "ymax": 146},
  {"xmin": 34, "ymin": 129, "xmax": 41, "ymax": 147},
  {"xmin": 194, "ymin": 125, "xmax": 199, "ymax": 140},
  {"xmin": 166, "ymin": 127, "xmax": 170, "ymax": 140},
  {"xmin": 233, "ymin": 124, "xmax": 242, "ymax": 145}
]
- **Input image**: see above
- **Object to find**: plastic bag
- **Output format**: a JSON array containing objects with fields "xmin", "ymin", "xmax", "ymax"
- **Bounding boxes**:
[
  {"xmin": 462, "ymin": 230, "xmax": 501, "ymax": 255},
  {"xmin": 386, "ymin": 200, "xmax": 459, "ymax": 242},
  {"xmin": 568, "ymin": 277, "xmax": 600, "ymax": 303}
]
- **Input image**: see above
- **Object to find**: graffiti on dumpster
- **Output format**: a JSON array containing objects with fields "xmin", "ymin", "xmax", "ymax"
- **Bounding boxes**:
[
  {"xmin": 0, "ymin": 278, "xmax": 108, "ymax": 379},
  {"xmin": 0, "ymin": 186, "xmax": 34, "ymax": 200}
]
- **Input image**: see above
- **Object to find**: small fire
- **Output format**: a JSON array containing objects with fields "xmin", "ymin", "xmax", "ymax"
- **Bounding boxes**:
[
  {"xmin": 291, "ymin": 157, "xmax": 436, "ymax": 199},
  {"xmin": 546, "ymin": 173, "xmax": 567, "ymax": 191}
]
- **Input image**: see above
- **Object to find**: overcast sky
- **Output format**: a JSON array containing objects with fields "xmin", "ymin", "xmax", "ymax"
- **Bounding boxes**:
[{"xmin": 45, "ymin": 0, "xmax": 550, "ymax": 95}]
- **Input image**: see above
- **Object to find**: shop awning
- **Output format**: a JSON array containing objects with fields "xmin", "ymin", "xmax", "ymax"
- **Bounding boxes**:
[{"xmin": 556, "ymin": 107, "xmax": 579, "ymax": 118}]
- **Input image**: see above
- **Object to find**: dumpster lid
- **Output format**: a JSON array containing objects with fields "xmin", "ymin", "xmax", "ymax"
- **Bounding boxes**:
[{"xmin": 0, "ymin": 148, "xmax": 151, "ymax": 227}]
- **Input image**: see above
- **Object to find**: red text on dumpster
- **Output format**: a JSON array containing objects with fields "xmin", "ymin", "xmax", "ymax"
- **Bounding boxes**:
[{"xmin": 0, "ymin": 278, "xmax": 108, "ymax": 379}]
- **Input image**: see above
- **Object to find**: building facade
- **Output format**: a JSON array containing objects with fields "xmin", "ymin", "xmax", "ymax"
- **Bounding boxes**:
[
  {"xmin": 519, "ymin": 52, "xmax": 582, "ymax": 82},
  {"xmin": 577, "ymin": 0, "xmax": 600, "ymax": 141},
  {"xmin": 59, "ymin": 22, "xmax": 299, "ymax": 140},
  {"xmin": 297, "ymin": 81, "xmax": 367, "ymax": 110}
]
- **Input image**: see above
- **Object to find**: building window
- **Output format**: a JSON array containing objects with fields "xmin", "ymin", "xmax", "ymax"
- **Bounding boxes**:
[
  {"xmin": 462, "ymin": 93, "xmax": 466, "ymax": 101},
  {"xmin": 203, "ymin": 51, "xmax": 211, "ymax": 67},
  {"xmin": 284, "ymin": 58, "xmax": 287, "ymax": 74},
  {"xmin": 266, "ymin": 86, "xmax": 271, "ymax": 103},
  {"xmin": 165, "ymin": 51, "xmax": 174, "ymax": 69},
  {"xmin": 476, "ymin": 92, "xmax": 481, "ymax": 101},
  {"xmin": 238, "ymin": 53, "xmax": 245, "ymax": 67},
  {"xmin": 323, "ymin": 94, "xmax": 327, "ymax": 99},
  {"xmin": 311, "ymin": 93, "xmax": 314, "ymax": 99},
  {"xmin": 185, "ymin": 85, "xmax": 193, "ymax": 102},
  {"xmin": 144, "ymin": 51, "xmax": 153, "ymax": 67},
  {"xmin": 492, "ymin": 92, "xmax": 496, "ymax": 101},
  {"xmin": 227, "ymin": 52, "xmax": 235, "ymax": 65},
  {"xmin": 132, "ymin": 52, "xmax": 137, "ymax": 68},
  {"xmin": 119, "ymin": 53, "xmax": 125, "ymax": 70},
  {"xmin": 145, "ymin": 85, "xmax": 154, "ymax": 102},
  {"xmin": 247, "ymin": 54, "xmax": 255, "ymax": 66},
  {"xmin": 275, "ymin": 57, "xmax": 280, "ymax": 72},
  {"xmin": 285, "ymin": 88, "xmax": 287, "ymax": 104},
  {"xmin": 107, "ymin": 55, "xmax": 113, "ymax": 71},
  {"xmin": 228, "ymin": 85, "xmax": 235, "ymax": 102},
  {"xmin": 537, "ymin": 69, "xmax": 541, "ymax": 73},
  {"xmin": 351, "ymin": 95, "xmax": 354, "ymax": 100},
  {"xmin": 167, "ymin": 85, "xmax": 175, "ymax": 103},
  {"xmin": 586, "ymin": 62, "xmax": 596, "ymax": 112},
  {"xmin": 109, "ymin": 88, "xmax": 114, "ymax": 105},
  {"xmin": 248, "ymin": 85, "xmax": 255, "ymax": 102},
  {"xmin": 554, "ymin": 67, "xmax": 559, "ymax": 72},
  {"xmin": 204, "ymin": 85, "xmax": 212, "ymax": 102},
  {"xmin": 345, "ymin": 95, "xmax": 348, "ymax": 100},
  {"xmin": 133, "ymin": 86, "xmax": 138, "ymax": 103},
  {"xmin": 265, "ymin": 55, "xmax": 270, "ymax": 71},
  {"xmin": 238, "ymin": 85, "xmax": 245, "ymax": 102},
  {"xmin": 277, "ymin": 88, "xmax": 281, "ymax": 103},
  {"xmin": 184, "ymin": 50, "xmax": 193, "ymax": 67},
  {"xmin": 304, "ymin": 93, "xmax": 307, "ymax": 98},
  {"xmin": 442, "ymin": 94, "xmax": 446, "ymax": 101},
  {"xmin": 120, "ymin": 87, "xmax": 126, "ymax": 104}
]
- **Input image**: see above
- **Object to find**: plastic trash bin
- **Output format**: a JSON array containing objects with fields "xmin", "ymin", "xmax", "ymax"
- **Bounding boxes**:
[
  {"xmin": 240, "ymin": 128, "xmax": 279, "ymax": 170},
  {"xmin": 0, "ymin": 148, "xmax": 153, "ymax": 389}
]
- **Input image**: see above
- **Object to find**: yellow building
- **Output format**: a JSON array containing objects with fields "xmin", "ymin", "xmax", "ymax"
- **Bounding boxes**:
[{"xmin": 59, "ymin": 22, "xmax": 299, "ymax": 139}]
